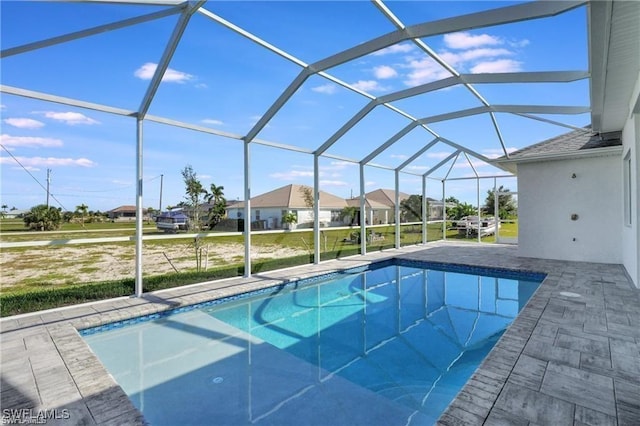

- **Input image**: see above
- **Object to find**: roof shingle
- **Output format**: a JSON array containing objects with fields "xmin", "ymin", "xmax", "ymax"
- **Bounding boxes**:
[{"xmin": 501, "ymin": 126, "xmax": 622, "ymax": 160}]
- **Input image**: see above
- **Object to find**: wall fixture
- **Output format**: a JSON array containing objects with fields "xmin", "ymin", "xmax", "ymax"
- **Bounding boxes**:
[
  {"xmin": 571, "ymin": 213, "xmax": 579, "ymax": 221},
  {"xmin": 571, "ymin": 173, "xmax": 577, "ymax": 179}
]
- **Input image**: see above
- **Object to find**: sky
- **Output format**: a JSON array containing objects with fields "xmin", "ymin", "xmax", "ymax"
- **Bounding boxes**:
[{"xmin": 0, "ymin": 1, "xmax": 590, "ymax": 213}]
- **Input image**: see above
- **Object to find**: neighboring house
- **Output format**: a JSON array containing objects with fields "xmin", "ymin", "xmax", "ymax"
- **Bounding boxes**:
[
  {"xmin": 345, "ymin": 197, "xmax": 391, "ymax": 225},
  {"xmin": 346, "ymin": 189, "xmax": 410, "ymax": 224},
  {"xmin": 226, "ymin": 184, "xmax": 347, "ymax": 229},
  {"xmin": 108, "ymin": 205, "xmax": 148, "ymax": 221},
  {"xmin": 2, "ymin": 209, "xmax": 28, "ymax": 218},
  {"xmin": 494, "ymin": 126, "xmax": 623, "ymax": 263}
]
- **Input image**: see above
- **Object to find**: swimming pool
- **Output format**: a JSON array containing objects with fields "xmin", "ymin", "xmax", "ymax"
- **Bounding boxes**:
[{"xmin": 82, "ymin": 260, "xmax": 544, "ymax": 425}]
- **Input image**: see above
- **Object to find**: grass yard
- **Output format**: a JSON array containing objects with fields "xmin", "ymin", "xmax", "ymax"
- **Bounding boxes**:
[
  {"xmin": 445, "ymin": 221, "xmax": 518, "ymax": 243},
  {"xmin": 0, "ymin": 219, "xmax": 159, "ymax": 242},
  {"xmin": 0, "ymin": 220, "xmax": 516, "ymax": 315}
]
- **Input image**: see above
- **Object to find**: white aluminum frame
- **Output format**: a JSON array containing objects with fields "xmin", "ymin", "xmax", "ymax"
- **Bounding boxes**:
[{"xmin": 0, "ymin": 0, "xmax": 595, "ymax": 296}]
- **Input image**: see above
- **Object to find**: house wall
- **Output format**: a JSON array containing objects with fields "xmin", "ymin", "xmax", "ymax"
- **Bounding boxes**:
[
  {"xmin": 225, "ymin": 207, "xmax": 341, "ymax": 228},
  {"xmin": 371, "ymin": 209, "xmax": 390, "ymax": 225},
  {"xmin": 621, "ymin": 109, "xmax": 639, "ymax": 288},
  {"xmin": 251, "ymin": 208, "xmax": 285, "ymax": 228},
  {"xmin": 518, "ymin": 154, "xmax": 623, "ymax": 264}
]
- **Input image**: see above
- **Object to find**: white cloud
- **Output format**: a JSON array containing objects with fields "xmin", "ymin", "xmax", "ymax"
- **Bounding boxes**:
[
  {"xmin": 372, "ymin": 43, "xmax": 415, "ymax": 56},
  {"xmin": 398, "ymin": 31, "xmax": 528, "ymax": 86},
  {"xmin": 330, "ymin": 161, "xmax": 356, "ymax": 167},
  {"xmin": 195, "ymin": 83, "xmax": 208, "ymax": 89},
  {"xmin": 471, "ymin": 59, "xmax": 523, "ymax": 73},
  {"xmin": 3, "ymin": 118, "xmax": 45, "ymax": 129},
  {"xmin": 406, "ymin": 165, "xmax": 429, "ymax": 171},
  {"xmin": 427, "ymin": 151, "xmax": 454, "ymax": 159},
  {"xmin": 444, "ymin": 32, "xmax": 502, "ymax": 49},
  {"xmin": 322, "ymin": 161, "xmax": 356, "ymax": 172},
  {"xmin": 319, "ymin": 180, "xmax": 348, "ymax": 186},
  {"xmin": 311, "ymin": 84, "xmax": 337, "ymax": 94},
  {"xmin": 444, "ymin": 48, "xmax": 514, "ymax": 64},
  {"xmin": 403, "ymin": 57, "xmax": 453, "ymax": 86},
  {"xmin": 374, "ymin": 65, "xmax": 398, "ymax": 79},
  {"xmin": 269, "ymin": 170, "xmax": 314, "ymax": 180},
  {"xmin": 509, "ymin": 39, "xmax": 530, "ymax": 48},
  {"xmin": 0, "ymin": 156, "xmax": 96, "ymax": 168},
  {"xmin": 134, "ymin": 62, "xmax": 193, "ymax": 83},
  {"xmin": 390, "ymin": 154, "xmax": 408, "ymax": 159},
  {"xmin": 1, "ymin": 134, "xmax": 63, "ymax": 148},
  {"xmin": 351, "ymin": 80, "xmax": 387, "ymax": 92},
  {"xmin": 43, "ymin": 111, "xmax": 99, "ymax": 125},
  {"xmin": 0, "ymin": 105, "xmax": 6, "ymax": 110},
  {"xmin": 482, "ymin": 147, "xmax": 518, "ymax": 159},
  {"xmin": 202, "ymin": 118, "xmax": 224, "ymax": 126},
  {"xmin": 365, "ymin": 181, "xmax": 376, "ymax": 187}
]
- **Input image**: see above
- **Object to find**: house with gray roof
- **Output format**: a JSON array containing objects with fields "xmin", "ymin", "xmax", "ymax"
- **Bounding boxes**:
[
  {"xmin": 494, "ymin": 126, "xmax": 624, "ymax": 263},
  {"xmin": 346, "ymin": 191, "xmax": 448, "ymax": 225},
  {"xmin": 346, "ymin": 189, "xmax": 410, "ymax": 225},
  {"xmin": 226, "ymin": 184, "xmax": 347, "ymax": 229},
  {"xmin": 107, "ymin": 205, "xmax": 149, "ymax": 222}
]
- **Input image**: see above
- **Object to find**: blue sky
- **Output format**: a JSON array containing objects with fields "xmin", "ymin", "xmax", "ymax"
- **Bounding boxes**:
[{"xmin": 1, "ymin": 1, "xmax": 589, "ymax": 212}]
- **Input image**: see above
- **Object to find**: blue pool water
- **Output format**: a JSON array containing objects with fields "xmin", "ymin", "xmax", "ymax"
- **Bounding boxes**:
[{"xmin": 83, "ymin": 261, "xmax": 543, "ymax": 425}]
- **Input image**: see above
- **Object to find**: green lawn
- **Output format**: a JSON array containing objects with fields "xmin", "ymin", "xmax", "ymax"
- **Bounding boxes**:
[
  {"xmin": 445, "ymin": 221, "xmax": 518, "ymax": 243},
  {"xmin": 0, "ymin": 219, "xmax": 159, "ymax": 242},
  {"xmin": 0, "ymin": 220, "xmax": 517, "ymax": 315}
]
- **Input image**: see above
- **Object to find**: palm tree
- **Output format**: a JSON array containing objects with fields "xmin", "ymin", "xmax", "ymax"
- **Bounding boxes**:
[
  {"xmin": 206, "ymin": 183, "xmax": 226, "ymax": 228},
  {"xmin": 75, "ymin": 203, "xmax": 88, "ymax": 226},
  {"xmin": 24, "ymin": 204, "xmax": 62, "ymax": 231},
  {"xmin": 206, "ymin": 183, "xmax": 226, "ymax": 205}
]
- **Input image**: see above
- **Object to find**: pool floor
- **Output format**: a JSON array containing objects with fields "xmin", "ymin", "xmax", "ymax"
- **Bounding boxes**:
[{"xmin": 82, "ymin": 263, "xmax": 541, "ymax": 425}]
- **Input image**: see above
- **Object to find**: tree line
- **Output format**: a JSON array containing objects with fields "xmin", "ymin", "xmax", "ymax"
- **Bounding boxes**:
[{"xmin": 396, "ymin": 185, "xmax": 516, "ymax": 222}]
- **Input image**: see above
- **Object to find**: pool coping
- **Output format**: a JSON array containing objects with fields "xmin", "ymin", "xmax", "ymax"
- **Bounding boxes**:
[{"xmin": 1, "ymin": 241, "xmax": 639, "ymax": 425}]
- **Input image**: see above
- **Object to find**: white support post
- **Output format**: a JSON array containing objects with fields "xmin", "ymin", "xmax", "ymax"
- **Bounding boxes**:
[
  {"xmin": 442, "ymin": 180, "xmax": 446, "ymax": 241},
  {"xmin": 494, "ymin": 178, "xmax": 499, "ymax": 242},
  {"xmin": 477, "ymin": 176, "xmax": 482, "ymax": 243},
  {"xmin": 360, "ymin": 164, "xmax": 367, "ymax": 256},
  {"xmin": 243, "ymin": 140, "xmax": 251, "ymax": 277},
  {"xmin": 395, "ymin": 169, "xmax": 400, "ymax": 249},
  {"xmin": 134, "ymin": 118, "xmax": 143, "ymax": 297},
  {"xmin": 422, "ymin": 175, "xmax": 427, "ymax": 245},
  {"xmin": 313, "ymin": 154, "xmax": 320, "ymax": 264}
]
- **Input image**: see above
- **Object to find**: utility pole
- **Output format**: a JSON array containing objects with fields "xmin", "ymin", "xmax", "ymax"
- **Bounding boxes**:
[
  {"xmin": 159, "ymin": 174, "xmax": 164, "ymax": 212},
  {"xmin": 46, "ymin": 168, "xmax": 51, "ymax": 207}
]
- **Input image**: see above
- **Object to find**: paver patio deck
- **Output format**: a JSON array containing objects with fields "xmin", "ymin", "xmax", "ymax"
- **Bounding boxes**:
[{"xmin": 1, "ymin": 242, "xmax": 639, "ymax": 425}]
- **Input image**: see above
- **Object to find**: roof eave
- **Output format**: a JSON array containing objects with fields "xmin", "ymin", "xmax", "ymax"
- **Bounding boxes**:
[{"xmin": 493, "ymin": 145, "xmax": 623, "ymax": 167}]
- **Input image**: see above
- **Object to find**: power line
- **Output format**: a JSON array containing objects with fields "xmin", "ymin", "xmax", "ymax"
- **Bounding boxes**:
[
  {"xmin": 2, "ymin": 148, "xmax": 165, "ymax": 205},
  {"xmin": 0, "ymin": 144, "xmax": 69, "ymax": 211}
]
